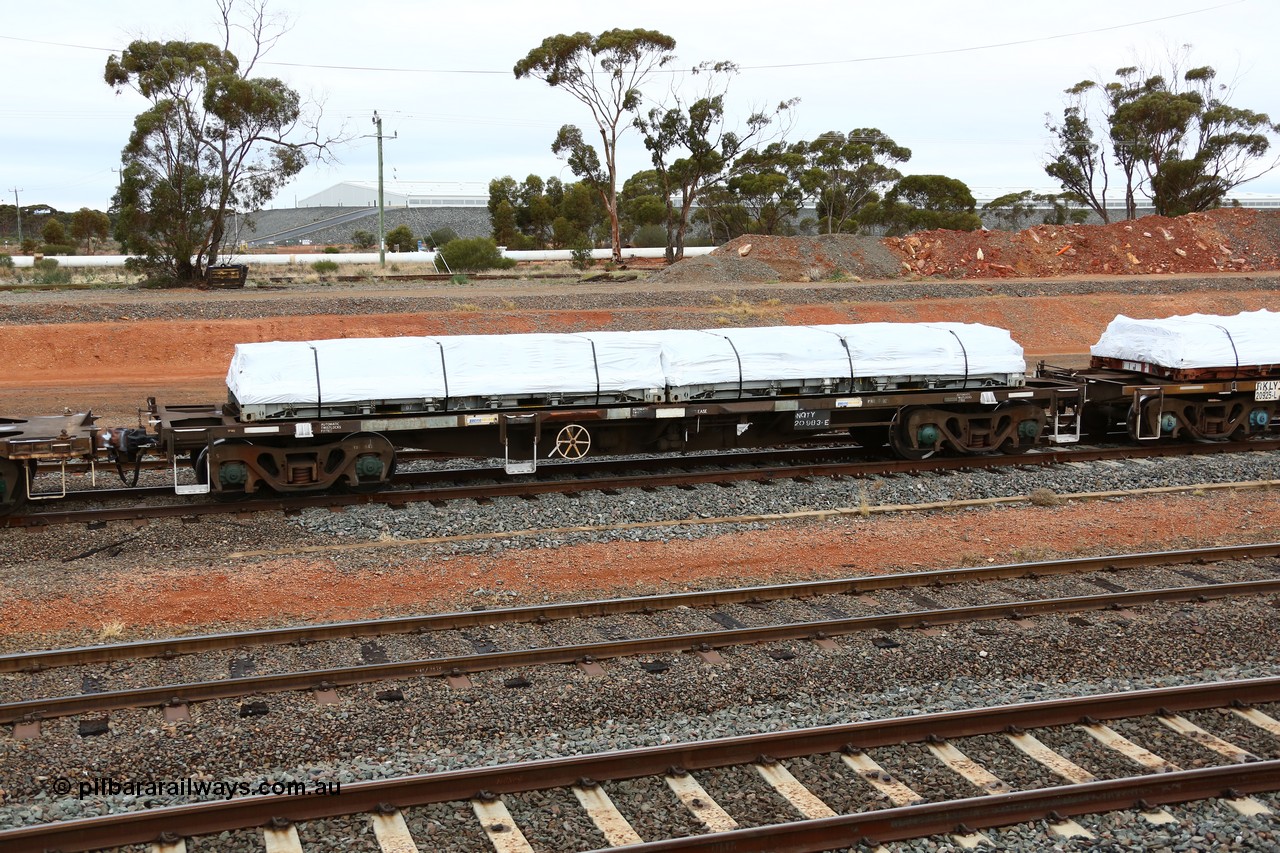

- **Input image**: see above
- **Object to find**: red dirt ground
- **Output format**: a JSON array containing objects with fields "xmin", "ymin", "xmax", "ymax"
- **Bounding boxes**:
[{"xmin": 6, "ymin": 490, "xmax": 1280, "ymax": 637}]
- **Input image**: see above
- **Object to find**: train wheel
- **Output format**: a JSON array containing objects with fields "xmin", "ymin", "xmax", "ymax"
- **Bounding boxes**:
[
  {"xmin": 889, "ymin": 410, "xmax": 938, "ymax": 460},
  {"xmin": 344, "ymin": 432, "xmax": 397, "ymax": 493},
  {"xmin": 196, "ymin": 440, "xmax": 252, "ymax": 499},
  {"xmin": 1126, "ymin": 400, "xmax": 1173, "ymax": 441},
  {"xmin": 552, "ymin": 424, "xmax": 592, "ymax": 460}
]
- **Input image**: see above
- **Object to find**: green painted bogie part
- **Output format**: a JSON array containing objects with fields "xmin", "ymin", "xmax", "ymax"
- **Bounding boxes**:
[
  {"xmin": 917, "ymin": 424, "xmax": 940, "ymax": 446},
  {"xmin": 354, "ymin": 455, "xmax": 384, "ymax": 479},
  {"xmin": 1017, "ymin": 419, "xmax": 1041, "ymax": 440},
  {"xmin": 218, "ymin": 461, "xmax": 249, "ymax": 487},
  {"xmin": 1251, "ymin": 409, "xmax": 1270, "ymax": 429},
  {"xmin": 1160, "ymin": 413, "xmax": 1178, "ymax": 435}
]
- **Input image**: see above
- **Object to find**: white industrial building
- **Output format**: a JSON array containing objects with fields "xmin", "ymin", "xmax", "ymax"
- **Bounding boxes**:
[{"xmin": 299, "ymin": 182, "xmax": 489, "ymax": 208}]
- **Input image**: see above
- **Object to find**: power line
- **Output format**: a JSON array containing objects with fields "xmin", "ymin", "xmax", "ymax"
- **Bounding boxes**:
[{"xmin": 0, "ymin": 1, "xmax": 1246, "ymax": 76}]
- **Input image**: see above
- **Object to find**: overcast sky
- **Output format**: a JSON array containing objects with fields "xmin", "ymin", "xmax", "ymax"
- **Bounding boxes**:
[{"xmin": 3, "ymin": 0, "xmax": 1277, "ymax": 213}]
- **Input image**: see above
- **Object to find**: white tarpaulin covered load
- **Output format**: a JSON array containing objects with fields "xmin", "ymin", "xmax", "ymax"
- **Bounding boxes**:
[
  {"xmin": 812, "ymin": 322, "xmax": 1026, "ymax": 378},
  {"xmin": 227, "ymin": 338, "xmax": 448, "ymax": 405},
  {"xmin": 620, "ymin": 323, "xmax": 1024, "ymax": 388},
  {"xmin": 430, "ymin": 332, "xmax": 666, "ymax": 399},
  {"xmin": 226, "ymin": 321, "xmax": 1028, "ymax": 413},
  {"xmin": 621, "ymin": 328, "xmax": 856, "ymax": 387},
  {"xmin": 1090, "ymin": 310, "xmax": 1280, "ymax": 371},
  {"xmin": 227, "ymin": 333, "xmax": 669, "ymax": 408}
]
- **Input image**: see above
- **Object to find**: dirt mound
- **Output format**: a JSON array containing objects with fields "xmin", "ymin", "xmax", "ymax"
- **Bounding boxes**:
[
  {"xmin": 657, "ymin": 208, "xmax": 1280, "ymax": 282},
  {"xmin": 655, "ymin": 233, "xmax": 903, "ymax": 283},
  {"xmin": 889, "ymin": 208, "xmax": 1280, "ymax": 278}
]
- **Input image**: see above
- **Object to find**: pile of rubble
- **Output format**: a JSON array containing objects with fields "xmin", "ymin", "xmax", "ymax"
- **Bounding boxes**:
[{"xmin": 656, "ymin": 208, "xmax": 1280, "ymax": 282}]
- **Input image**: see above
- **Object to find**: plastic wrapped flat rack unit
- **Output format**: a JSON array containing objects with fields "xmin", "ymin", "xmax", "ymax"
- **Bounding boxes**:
[
  {"xmin": 226, "ymin": 322, "xmax": 1028, "ymax": 421},
  {"xmin": 1090, "ymin": 309, "xmax": 1280, "ymax": 380}
]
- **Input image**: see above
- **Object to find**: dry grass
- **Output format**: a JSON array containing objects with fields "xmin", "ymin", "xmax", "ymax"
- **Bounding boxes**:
[
  {"xmin": 97, "ymin": 621, "xmax": 126, "ymax": 641},
  {"xmin": 1028, "ymin": 487, "xmax": 1063, "ymax": 507},
  {"xmin": 710, "ymin": 295, "xmax": 785, "ymax": 325}
]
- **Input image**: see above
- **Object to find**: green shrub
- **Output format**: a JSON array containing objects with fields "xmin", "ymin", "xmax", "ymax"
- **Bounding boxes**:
[
  {"xmin": 350, "ymin": 230, "xmax": 377, "ymax": 250},
  {"xmin": 438, "ymin": 237, "xmax": 516, "ymax": 272},
  {"xmin": 19, "ymin": 239, "xmax": 38, "ymax": 255},
  {"xmin": 0, "ymin": 254, "xmax": 13, "ymax": 269},
  {"xmin": 40, "ymin": 244, "xmax": 77, "ymax": 256},
  {"xmin": 570, "ymin": 239, "xmax": 595, "ymax": 271},
  {"xmin": 384, "ymin": 224, "xmax": 416, "ymax": 252},
  {"xmin": 632, "ymin": 224, "xmax": 668, "ymax": 249},
  {"xmin": 322, "ymin": 246, "xmax": 340, "ymax": 254},
  {"xmin": 450, "ymin": 273, "xmax": 470, "ymax": 285},
  {"xmin": 311, "ymin": 259, "xmax": 339, "ymax": 274},
  {"xmin": 428, "ymin": 227, "xmax": 459, "ymax": 248},
  {"xmin": 33, "ymin": 257, "xmax": 71, "ymax": 285}
]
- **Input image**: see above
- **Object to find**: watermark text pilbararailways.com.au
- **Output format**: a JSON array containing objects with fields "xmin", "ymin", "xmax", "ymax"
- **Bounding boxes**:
[{"xmin": 50, "ymin": 776, "xmax": 341, "ymax": 800}]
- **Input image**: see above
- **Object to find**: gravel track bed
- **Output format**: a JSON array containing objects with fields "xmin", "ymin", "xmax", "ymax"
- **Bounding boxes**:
[
  {"xmin": 504, "ymin": 787, "xmax": 607, "ymax": 852},
  {"xmin": 286, "ymin": 451, "xmax": 1280, "ymax": 550},
  {"xmin": 6, "ymin": 449, "xmax": 1280, "ymax": 595},
  {"xmin": 3, "ymin": 558, "xmax": 1277, "ymax": 707},
  {"xmin": 3, "ymin": 610, "xmax": 1277, "ymax": 846},
  {"xmin": 603, "ymin": 775, "xmax": 706, "ymax": 842},
  {"xmin": 687, "ymin": 765, "xmax": 792, "ymax": 829},
  {"xmin": 5, "ymin": 453, "xmax": 1280, "ymax": 848}
]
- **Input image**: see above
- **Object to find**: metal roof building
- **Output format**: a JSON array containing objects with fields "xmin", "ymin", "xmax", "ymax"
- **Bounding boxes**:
[{"xmin": 298, "ymin": 181, "xmax": 489, "ymax": 208}]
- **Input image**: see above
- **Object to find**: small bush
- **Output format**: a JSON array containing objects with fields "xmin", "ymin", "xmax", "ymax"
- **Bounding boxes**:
[
  {"xmin": 40, "ymin": 244, "xmax": 77, "ymax": 256},
  {"xmin": 0, "ymin": 254, "xmax": 13, "ymax": 269},
  {"xmin": 33, "ymin": 257, "xmax": 71, "ymax": 285},
  {"xmin": 570, "ymin": 239, "xmax": 594, "ymax": 271},
  {"xmin": 384, "ymin": 224, "xmax": 416, "ymax": 252},
  {"xmin": 450, "ymin": 273, "xmax": 470, "ymax": 285},
  {"xmin": 428, "ymin": 227, "xmax": 459, "ymax": 248},
  {"xmin": 322, "ymin": 246, "xmax": 340, "ymax": 254},
  {"xmin": 20, "ymin": 238, "xmax": 38, "ymax": 254},
  {"xmin": 438, "ymin": 237, "xmax": 516, "ymax": 272},
  {"xmin": 632, "ymin": 224, "xmax": 668, "ymax": 249},
  {"xmin": 351, "ymin": 230, "xmax": 377, "ymax": 250},
  {"xmin": 311, "ymin": 259, "xmax": 339, "ymax": 274},
  {"xmin": 1028, "ymin": 487, "xmax": 1062, "ymax": 507}
]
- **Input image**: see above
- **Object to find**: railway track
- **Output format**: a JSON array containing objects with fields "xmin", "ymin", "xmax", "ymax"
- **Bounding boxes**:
[
  {"xmin": 3, "ymin": 677, "xmax": 1278, "ymax": 852},
  {"xmin": 5, "ymin": 543, "xmax": 1277, "ymax": 728},
  {"xmin": 10, "ymin": 438, "xmax": 1280, "ymax": 529}
]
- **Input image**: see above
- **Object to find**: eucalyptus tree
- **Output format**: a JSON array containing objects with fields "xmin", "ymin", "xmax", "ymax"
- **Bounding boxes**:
[
  {"xmin": 515, "ymin": 29, "xmax": 677, "ymax": 263},
  {"xmin": 797, "ymin": 129, "xmax": 911, "ymax": 233},
  {"xmin": 634, "ymin": 61, "xmax": 796, "ymax": 260},
  {"xmin": 106, "ymin": 0, "xmax": 337, "ymax": 283},
  {"xmin": 1045, "ymin": 56, "xmax": 1279, "ymax": 220}
]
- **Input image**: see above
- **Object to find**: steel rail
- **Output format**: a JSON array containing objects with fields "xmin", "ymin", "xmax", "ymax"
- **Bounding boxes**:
[
  {"xmin": 9, "ymin": 439, "xmax": 1280, "ymax": 528},
  {"xmin": 34, "ymin": 446, "xmax": 869, "ymax": 502},
  {"xmin": 585, "ymin": 763, "xmax": 1280, "ymax": 852},
  {"xmin": 5, "ymin": 577, "xmax": 1277, "ymax": 725},
  {"xmin": 5, "ymin": 540, "xmax": 1278, "ymax": 673},
  {"xmin": 2, "ymin": 677, "xmax": 1277, "ymax": 853}
]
